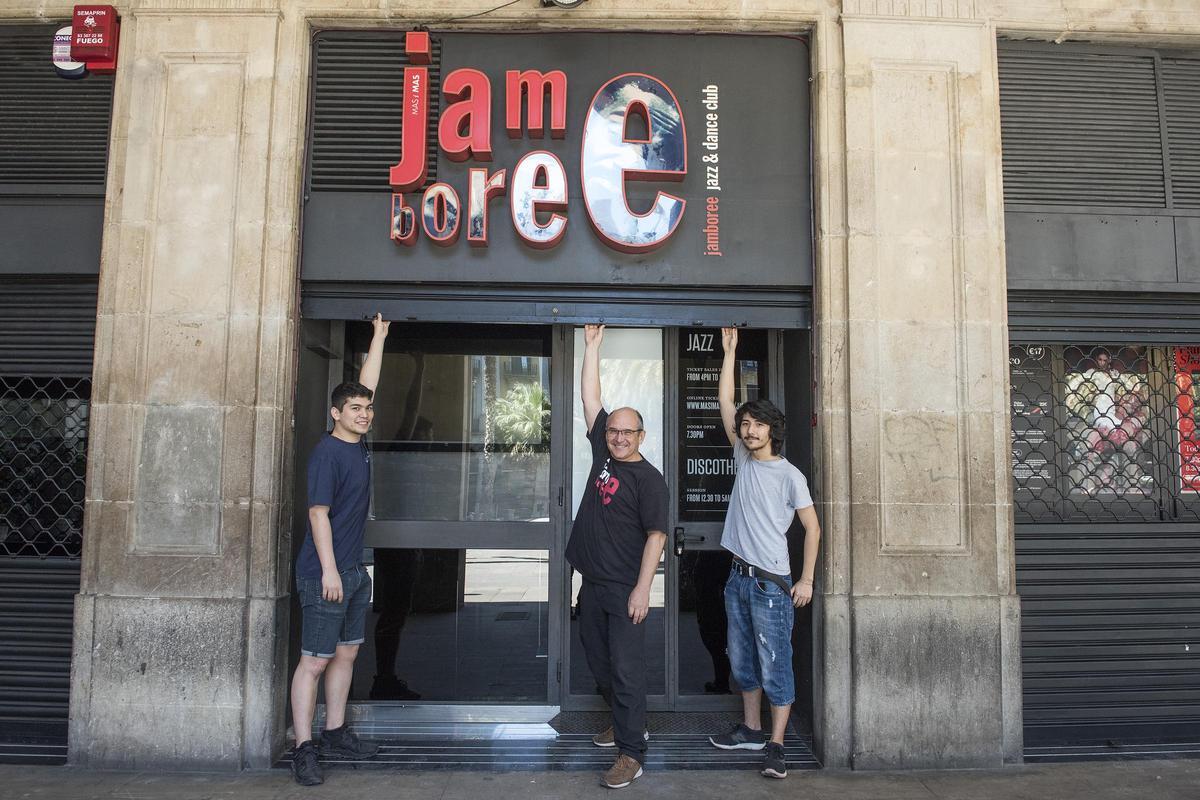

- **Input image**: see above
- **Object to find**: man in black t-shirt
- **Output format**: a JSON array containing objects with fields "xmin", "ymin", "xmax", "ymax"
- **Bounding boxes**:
[{"xmin": 565, "ymin": 324, "xmax": 669, "ymax": 790}]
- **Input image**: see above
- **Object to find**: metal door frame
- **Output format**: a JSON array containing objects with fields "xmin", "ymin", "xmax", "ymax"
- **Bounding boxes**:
[
  {"xmin": 558, "ymin": 327, "xmax": 791, "ymax": 712},
  {"xmin": 321, "ymin": 319, "xmax": 565, "ymax": 709},
  {"xmin": 664, "ymin": 329, "xmax": 786, "ymax": 712}
]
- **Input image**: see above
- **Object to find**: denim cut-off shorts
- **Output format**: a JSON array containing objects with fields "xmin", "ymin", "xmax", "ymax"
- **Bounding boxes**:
[
  {"xmin": 724, "ymin": 567, "xmax": 795, "ymax": 707},
  {"xmin": 297, "ymin": 564, "xmax": 372, "ymax": 659}
]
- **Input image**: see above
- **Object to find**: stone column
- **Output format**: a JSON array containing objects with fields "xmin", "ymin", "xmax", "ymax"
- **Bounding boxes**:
[
  {"xmin": 70, "ymin": 2, "xmax": 294, "ymax": 769},
  {"xmin": 823, "ymin": 0, "xmax": 1023, "ymax": 767}
]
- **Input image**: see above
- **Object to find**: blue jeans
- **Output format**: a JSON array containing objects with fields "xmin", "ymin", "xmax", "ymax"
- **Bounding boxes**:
[
  {"xmin": 297, "ymin": 564, "xmax": 372, "ymax": 659},
  {"xmin": 724, "ymin": 568, "xmax": 795, "ymax": 707}
]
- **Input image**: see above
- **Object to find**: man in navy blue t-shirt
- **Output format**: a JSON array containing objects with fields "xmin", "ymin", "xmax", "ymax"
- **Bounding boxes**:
[{"xmin": 289, "ymin": 314, "xmax": 389, "ymax": 786}]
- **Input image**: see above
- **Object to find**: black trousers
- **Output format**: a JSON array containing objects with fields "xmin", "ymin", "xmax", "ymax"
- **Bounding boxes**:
[{"xmin": 578, "ymin": 579, "xmax": 648, "ymax": 763}]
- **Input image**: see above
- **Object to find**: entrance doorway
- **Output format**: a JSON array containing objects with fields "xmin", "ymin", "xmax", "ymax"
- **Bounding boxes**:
[{"xmin": 291, "ymin": 320, "xmax": 813, "ymax": 722}]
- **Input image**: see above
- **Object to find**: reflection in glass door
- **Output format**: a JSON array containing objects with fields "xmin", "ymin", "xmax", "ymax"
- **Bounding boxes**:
[
  {"xmin": 560, "ymin": 327, "xmax": 788, "ymax": 712},
  {"xmin": 346, "ymin": 322, "xmax": 559, "ymax": 704},
  {"xmin": 669, "ymin": 328, "xmax": 774, "ymax": 710},
  {"xmin": 565, "ymin": 328, "xmax": 668, "ymax": 709}
]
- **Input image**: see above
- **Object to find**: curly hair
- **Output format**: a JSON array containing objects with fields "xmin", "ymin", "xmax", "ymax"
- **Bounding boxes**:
[{"xmin": 735, "ymin": 398, "xmax": 786, "ymax": 456}]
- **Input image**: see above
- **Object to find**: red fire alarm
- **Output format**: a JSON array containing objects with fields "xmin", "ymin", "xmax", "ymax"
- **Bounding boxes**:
[{"xmin": 70, "ymin": 5, "xmax": 118, "ymax": 63}]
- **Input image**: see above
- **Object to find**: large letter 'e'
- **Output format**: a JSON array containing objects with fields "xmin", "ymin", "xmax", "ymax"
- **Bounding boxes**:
[{"xmin": 580, "ymin": 73, "xmax": 687, "ymax": 254}]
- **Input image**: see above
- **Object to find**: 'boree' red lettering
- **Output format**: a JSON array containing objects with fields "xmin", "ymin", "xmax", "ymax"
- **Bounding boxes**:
[
  {"xmin": 467, "ymin": 168, "xmax": 508, "ymax": 247},
  {"xmin": 580, "ymin": 73, "xmax": 687, "ymax": 254},
  {"xmin": 510, "ymin": 151, "xmax": 568, "ymax": 250}
]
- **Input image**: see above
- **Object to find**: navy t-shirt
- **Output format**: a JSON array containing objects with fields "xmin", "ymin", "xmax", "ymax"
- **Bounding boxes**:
[
  {"xmin": 295, "ymin": 434, "xmax": 371, "ymax": 579},
  {"xmin": 566, "ymin": 409, "xmax": 669, "ymax": 588}
]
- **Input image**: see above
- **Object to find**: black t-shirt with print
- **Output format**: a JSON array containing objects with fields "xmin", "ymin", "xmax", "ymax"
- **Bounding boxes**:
[{"xmin": 566, "ymin": 409, "xmax": 670, "ymax": 588}]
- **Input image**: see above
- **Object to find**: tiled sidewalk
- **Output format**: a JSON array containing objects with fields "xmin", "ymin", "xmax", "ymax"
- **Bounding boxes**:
[{"xmin": 0, "ymin": 757, "xmax": 1197, "ymax": 800}]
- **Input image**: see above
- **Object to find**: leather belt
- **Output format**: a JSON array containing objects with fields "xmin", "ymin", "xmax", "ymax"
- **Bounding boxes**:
[{"xmin": 731, "ymin": 556, "xmax": 791, "ymax": 595}]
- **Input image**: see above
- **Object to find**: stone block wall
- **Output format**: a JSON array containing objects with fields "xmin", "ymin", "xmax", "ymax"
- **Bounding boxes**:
[{"xmin": 2, "ymin": 0, "xmax": 1196, "ymax": 771}]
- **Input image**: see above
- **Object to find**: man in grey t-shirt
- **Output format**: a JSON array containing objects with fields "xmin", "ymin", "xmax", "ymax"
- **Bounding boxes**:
[{"xmin": 707, "ymin": 328, "xmax": 821, "ymax": 780}]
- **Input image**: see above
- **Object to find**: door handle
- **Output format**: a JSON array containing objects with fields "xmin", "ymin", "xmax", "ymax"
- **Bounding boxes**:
[{"xmin": 673, "ymin": 526, "xmax": 706, "ymax": 557}]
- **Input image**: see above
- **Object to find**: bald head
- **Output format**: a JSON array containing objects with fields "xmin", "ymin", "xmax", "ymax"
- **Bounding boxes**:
[{"xmin": 604, "ymin": 407, "xmax": 646, "ymax": 462}]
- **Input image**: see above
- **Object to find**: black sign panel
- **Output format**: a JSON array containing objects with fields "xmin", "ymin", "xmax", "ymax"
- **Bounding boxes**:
[
  {"xmin": 679, "ymin": 328, "xmax": 768, "ymax": 522},
  {"xmin": 302, "ymin": 32, "xmax": 811, "ymax": 297},
  {"xmin": 1009, "ymin": 344, "xmax": 1054, "ymax": 514}
]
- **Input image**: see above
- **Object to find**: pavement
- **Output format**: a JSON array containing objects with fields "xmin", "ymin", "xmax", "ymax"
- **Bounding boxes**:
[{"xmin": 0, "ymin": 759, "xmax": 1197, "ymax": 800}]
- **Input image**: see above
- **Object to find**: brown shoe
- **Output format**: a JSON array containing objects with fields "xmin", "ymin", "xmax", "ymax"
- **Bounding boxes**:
[
  {"xmin": 592, "ymin": 726, "xmax": 615, "ymax": 747},
  {"xmin": 602, "ymin": 753, "xmax": 644, "ymax": 789},
  {"xmin": 592, "ymin": 727, "xmax": 649, "ymax": 748}
]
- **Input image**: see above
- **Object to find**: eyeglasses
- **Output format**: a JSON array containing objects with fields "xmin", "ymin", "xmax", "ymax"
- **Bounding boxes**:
[{"xmin": 605, "ymin": 428, "xmax": 643, "ymax": 439}]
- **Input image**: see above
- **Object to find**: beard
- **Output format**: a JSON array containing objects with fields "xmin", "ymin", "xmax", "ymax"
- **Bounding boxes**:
[{"xmin": 742, "ymin": 435, "xmax": 771, "ymax": 453}]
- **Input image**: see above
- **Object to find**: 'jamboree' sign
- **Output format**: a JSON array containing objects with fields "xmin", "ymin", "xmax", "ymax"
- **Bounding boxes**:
[{"xmin": 301, "ymin": 31, "xmax": 811, "ymax": 295}]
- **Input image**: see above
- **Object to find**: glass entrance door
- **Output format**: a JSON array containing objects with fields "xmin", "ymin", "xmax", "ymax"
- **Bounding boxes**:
[
  {"xmin": 350, "ymin": 322, "xmax": 562, "ymax": 704},
  {"xmin": 564, "ymin": 327, "xmax": 668, "ymax": 710},
  {"xmin": 559, "ymin": 326, "xmax": 786, "ymax": 712},
  {"xmin": 295, "ymin": 319, "xmax": 804, "ymax": 715},
  {"xmin": 668, "ymin": 327, "xmax": 776, "ymax": 711}
]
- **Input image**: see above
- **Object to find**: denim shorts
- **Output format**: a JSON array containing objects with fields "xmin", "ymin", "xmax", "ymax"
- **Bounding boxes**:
[
  {"xmin": 724, "ymin": 567, "xmax": 795, "ymax": 707},
  {"xmin": 297, "ymin": 564, "xmax": 372, "ymax": 659}
]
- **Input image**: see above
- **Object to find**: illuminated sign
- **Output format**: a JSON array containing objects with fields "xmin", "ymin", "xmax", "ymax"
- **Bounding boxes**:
[{"xmin": 388, "ymin": 32, "xmax": 688, "ymax": 254}]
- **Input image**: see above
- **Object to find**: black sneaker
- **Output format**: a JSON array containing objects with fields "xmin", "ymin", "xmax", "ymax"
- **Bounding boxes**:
[
  {"xmin": 320, "ymin": 723, "xmax": 380, "ymax": 760},
  {"xmin": 761, "ymin": 741, "xmax": 787, "ymax": 779},
  {"xmin": 291, "ymin": 740, "xmax": 323, "ymax": 786},
  {"xmin": 709, "ymin": 723, "xmax": 767, "ymax": 750}
]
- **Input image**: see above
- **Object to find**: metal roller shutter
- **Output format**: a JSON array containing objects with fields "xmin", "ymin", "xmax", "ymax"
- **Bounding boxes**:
[
  {"xmin": 1007, "ymin": 314, "xmax": 1200, "ymax": 747},
  {"xmin": 0, "ymin": 23, "xmax": 108, "ymax": 758},
  {"xmin": 0, "ymin": 278, "xmax": 98, "ymax": 377},
  {"xmin": 998, "ymin": 47, "xmax": 1166, "ymax": 209},
  {"xmin": 306, "ymin": 31, "xmax": 441, "ymax": 193},
  {"xmin": 0, "ymin": 281, "xmax": 97, "ymax": 750},
  {"xmin": 1002, "ymin": 41, "xmax": 1200, "ymax": 751},
  {"xmin": 0, "ymin": 24, "xmax": 113, "ymax": 188}
]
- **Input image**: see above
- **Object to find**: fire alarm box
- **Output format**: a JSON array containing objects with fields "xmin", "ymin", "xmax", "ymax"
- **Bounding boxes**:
[{"xmin": 70, "ymin": 5, "xmax": 118, "ymax": 62}]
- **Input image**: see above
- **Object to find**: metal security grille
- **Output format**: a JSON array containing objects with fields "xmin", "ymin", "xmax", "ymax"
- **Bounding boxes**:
[
  {"xmin": 0, "ymin": 24, "xmax": 114, "ymax": 189},
  {"xmin": 1010, "ymin": 343, "xmax": 1200, "ymax": 523},
  {"xmin": 307, "ymin": 32, "xmax": 441, "ymax": 192},
  {"xmin": 0, "ymin": 376, "xmax": 89, "ymax": 559}
]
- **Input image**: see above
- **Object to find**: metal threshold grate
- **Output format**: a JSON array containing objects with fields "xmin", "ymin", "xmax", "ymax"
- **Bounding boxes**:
[{"xmin": 277, "ymin": 712, "xmax": 819, "ymax": 771}]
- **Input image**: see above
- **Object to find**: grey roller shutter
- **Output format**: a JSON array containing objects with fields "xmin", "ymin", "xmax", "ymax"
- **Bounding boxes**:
[
  {"xmin": 1018, "ymin": 523, "xmax": 1200, "ymax": 746},
  {"xmin": 307, "ymin": 31, "xmax": 441, "ymax": 192},
  {"xmin": 0, "ymin": 24, "xmax": 113, "ymax": 188},
  {"xmin": 0, "ymin": 278, "xmax": 95, "ymax": 751},
  {"xmin": 0, "ymin": 559, "xmax": 78, "ymax": 745},
  {"xmin": 1162, "ymin": 58, "xmax": 1200, "ymax": 209},
  {"xmin": 0, "ymin": 279, "xmax": 98, "ymax": 377},
  {"xmin": 998, "ymin": 47, "xmax": 1166, "ymax": 208}
]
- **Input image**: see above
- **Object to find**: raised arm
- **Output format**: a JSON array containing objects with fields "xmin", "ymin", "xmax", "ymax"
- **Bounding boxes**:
[
  {"xmin": 358, "ymin": 313, "xmax": 391, "ymax": 395},
  {"xmin": 581, "ymin": 324, "xmax": 604, "ymax": 432},
  {"xmin": 718, "ymin": 327, "xmax": 739, "ymax": 447}
]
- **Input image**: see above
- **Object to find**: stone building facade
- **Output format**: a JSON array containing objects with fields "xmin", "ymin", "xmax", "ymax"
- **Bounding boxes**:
[{"xmin": 2, "ymin": 0, "xmax": 1197, "ymax": 773}]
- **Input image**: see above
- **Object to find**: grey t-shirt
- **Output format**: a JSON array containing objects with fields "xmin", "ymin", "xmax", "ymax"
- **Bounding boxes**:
[{"xmin": 720, "ymin": 438, "xmax": 814, "ymax": 574}]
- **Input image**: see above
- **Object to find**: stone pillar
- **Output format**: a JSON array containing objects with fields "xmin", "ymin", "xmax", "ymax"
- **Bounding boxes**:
[
  {"xmin": 821, "ymin": 1, "xmax": 1023, "ymax": 767},
  {"xmin": 70, "ymin": 3, "xmax": 294, "ymax": 769}
]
